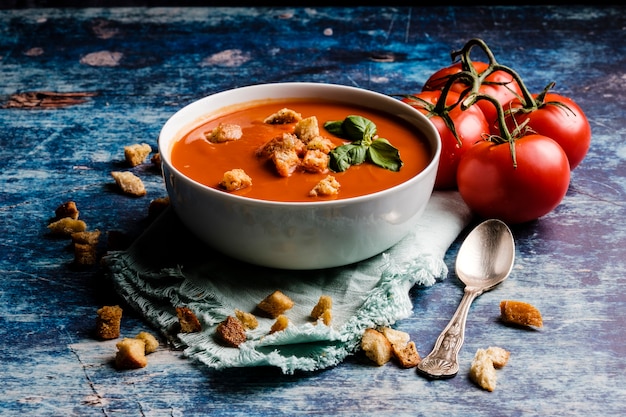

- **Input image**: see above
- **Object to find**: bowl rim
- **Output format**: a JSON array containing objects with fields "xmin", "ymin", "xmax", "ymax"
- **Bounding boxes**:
[{"xmin": 158, "ymin": 81, "xmax": 441, "ymax": 208}]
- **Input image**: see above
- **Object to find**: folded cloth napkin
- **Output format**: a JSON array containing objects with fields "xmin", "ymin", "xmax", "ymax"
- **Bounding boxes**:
[{"xmin": 104, "ymin": 191, "xmax": 472, "ymax": 374}]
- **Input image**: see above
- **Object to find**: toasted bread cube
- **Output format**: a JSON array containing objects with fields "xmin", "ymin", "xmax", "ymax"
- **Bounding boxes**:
[
  {"xmin": 73, "ymin": 242, "xmax": 98, "ymax": 265},
  {"xmin": 469, "ymin": 348, "xmax": 498, "ymax": 392},
  {"xmin": 54, "ymin": 201, "xmax": 79, "ymax": 220},
  {"xmin": 47, "ymin": 217, "xmax": 87, "ymax": 236},
  {"xmin": 302, "ymin": 149, "xmax": 329, "ymax": 174},
  {"xmin": 204, "ymin": 123, "xmax": 243, "ymax": 143},
  {"xmin": 124, "ymin": 143, "xmax": 152, "ymax": 167},
  {"xmin": 176, "ymin": 306, "xmax": 202, "ymax": 333},
  {"xmin": 294, "ymin": 116, "xmax": 320, "ymax": 143},
  {"xmin": 309, "ymin": 175, "xmax": 340, "ymax": 197},
  {"xmin": 148, "ymin": 196, "xmax": 170, "ymax": 219},
  {"xmin": 135, "ymin": 331, "xmax": 159, "ymax": 354},
  {"xmin": 380, "ymin": 327, "xmax": 411, "ymax": 348},
  {"xmin": 500, "ymin": 300, "xmax": 543, "ymax": 328},
  {"xmin": 306, "ymin": 136, "xmax": 336, "ymax": 153},
  {"xmin": 71, "ymin": 229, "xmax": 101, "ymax": 246},
  {"xmin": 257, "ymin": 290, "xmax": 294, "ymax": 318},
  {"xmin": 394, "ymin": 341, "xmax": 421, "ymax": 368},
  {"xmin": 115, "ymin": 338, "xmax": 148, "ymax": 369},
  {"xmin": 257, "ymin": 133, "xmax": 306, "ymax": 159},
  {"xmin": 270, "ymin": 314, "xmax": 290, "ymax": 334},
  {"xmin": 216, "ymin": 315, "xmax": 247, "ymax": 347},
  {"xmin": 361, "ymin": 328, "xmax": 392, "ymax": 366},
  {"xmin": 219, "ymin": 168, "xmax": 252, "ymax": 191},
  {"xmin": 264, "ymin": 108, "xmax": 302, "ymax": 124},
  {"xmin": 235, "ymin": 309, "xmax": 258, "ymax": 330},
  {"xmin": 310, "ymin": 295, "xmax": 332, "ymax": 323},
  {"xmin": 95, "ymin": 305, "xmax": 123, "ymax": 340},
  {"xmin": 271, "ymin": 149, "xmax": 301, "ymax": 177},
  {"xmin": 486, "ymin": 346, "xmax": 510, "ymax": 369},
  {"xmin": 111, "ymin": 171, "xmax": 146, "ymax": 197}
]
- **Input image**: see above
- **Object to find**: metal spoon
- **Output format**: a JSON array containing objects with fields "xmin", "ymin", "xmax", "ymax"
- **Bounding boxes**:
[{"xmin": 417, "ymin": 218, "xmax": 515, "ymax": 379}]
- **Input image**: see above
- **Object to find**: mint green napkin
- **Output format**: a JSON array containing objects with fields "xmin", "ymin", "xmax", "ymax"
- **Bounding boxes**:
[{"xmin": 104, "ymin": 191, "xmax": 472, "ymax": 374}]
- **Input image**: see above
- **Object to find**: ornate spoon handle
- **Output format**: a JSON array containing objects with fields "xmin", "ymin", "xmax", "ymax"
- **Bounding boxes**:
[{"xmin": 417, "ymin": 287, "xmax": 481, "ymax": 379}]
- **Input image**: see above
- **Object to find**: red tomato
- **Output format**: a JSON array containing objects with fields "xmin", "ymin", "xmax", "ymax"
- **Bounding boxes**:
[
  {"xmin": 456, "ymin": 135, "xmax": 570, "ymax": 224},
  {"xmin": 402, "ymin": 90, "xmax": 490, "ymax": 190},
  {"xmin": 501, "ymin": 93, "xmax": 591, "ymax": 169},
  {"xmin": 423, "ymin": 61, "xmax": 522, "ymax": 125}
]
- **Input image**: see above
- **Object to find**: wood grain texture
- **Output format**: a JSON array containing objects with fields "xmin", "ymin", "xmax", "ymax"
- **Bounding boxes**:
[{"xmin": 1, "ymin": 5, "xmax": 625, "ymax": 416}]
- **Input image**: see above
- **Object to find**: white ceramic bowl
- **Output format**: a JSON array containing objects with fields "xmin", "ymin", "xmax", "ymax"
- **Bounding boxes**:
[{"xmin": 158, "ymin": 82, "xmax": 441, "ymax": 270}]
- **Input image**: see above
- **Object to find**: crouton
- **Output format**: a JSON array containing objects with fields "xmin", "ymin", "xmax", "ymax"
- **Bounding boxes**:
[
  {"xmin": 310, "ymin": 295, "xmax": 332, "ymax": 325},
  {"xmin": 135, "ymin": 331, "xmax": 159, "ymax": 354},
  {"xmin": 111, "ymin": 171, "xmax": 146, "ymax": 197},
  {"xmin": 219, "ymin": 168, "xmax": 252, "ymax": 191},
  {"xmin": 115, "ymin": 338, "xmax": 148, "ymax": 369},
  {"xmin": 47, "ymin": 217, "xmax": 87, "ymax": 236},
  {"xmin": 361, "ymin": 328, "xmax": 392, "ymax": 366},
  {"xmin": 235, "ymin": 309, "xmax": 258, "ymax": 330},
  {"xmin": 306, "ymin": 136, "xmax": 336, "ymax": 153},
  {"xmin": 124, "ymin": 143, "xmax": 152, "ymax": 167},
  {"xmin": 54, "ymin": 201, "xmax": 79, "ymax": 220},
  {"xmin": 302, "ymin": 149, "xmax": 330, "ymax": 173},
  {"xmin": 257, "ymin": 290, "xmax": 294, "ymax": 318},
  {"xmin": 309, "ymin": 175, "xmax": 340, "ymax": 197},
  {"xmin": 270, "ymin": 314, "xmax": 290, "ymax": 334},
  {"xmin": 204, "ymin": 123, "xmax": 243, "ymax": 143},
  {"xmin": 294, "ymin": 116, "xmax": 320, "ymax": 143},
  {"xmin": 148, "ymin": 196, "xmax": 170, "ymax": 219},
  {"xmin": 264, "ymin": 108, "xmax": 302, "ymax": 124},
  {"xmin": 176, "ymin": 306, "xmax": 202, "ymax": 333},
  {"xmin": 469, "ymin": 348, "xmax": 498, "ymax": 391},
  {"xmin": 485, "ymin": 346, "xmax": 510, "ymax": 368},
  {"xmin": 271, "ymin": 149, "xmax": 301, "ymax": 177},
  {"xmin": 256, "ymin": 133, "xmax": 305, "ymax": 159},
  {"xmin": 72, "ymin": 229, "xmax": 101, "ymax": 265},
  {"xmin": 500, "ymin": 300, "xmax": 543, "ymax": 328},
  {"xmin": 380, "ymin": 327, "xmax": 421, "ymax": 368},
  {"xmin": 95, "ymin": 305, "xmax": 123, "ymax": 340},
  {"xmin": 215, "ymin": 315, "xmax": 247, "ymax": 347}
]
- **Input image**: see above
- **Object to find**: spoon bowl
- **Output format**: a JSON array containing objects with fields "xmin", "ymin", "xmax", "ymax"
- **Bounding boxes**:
[{"xmin": 417, "ymin": 218, "xmax": 515, "ymax": 379}]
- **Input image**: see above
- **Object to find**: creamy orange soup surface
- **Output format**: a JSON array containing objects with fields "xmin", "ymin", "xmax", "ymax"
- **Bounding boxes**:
[{"xmin": 171, "ymin": 99, "xmax": 432, "ymax": 202}]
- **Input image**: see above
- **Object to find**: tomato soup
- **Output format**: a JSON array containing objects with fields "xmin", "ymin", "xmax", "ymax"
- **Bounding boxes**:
[{"xmin": 170, "ymin": 99, "xmax": 432, "ymax": 202}]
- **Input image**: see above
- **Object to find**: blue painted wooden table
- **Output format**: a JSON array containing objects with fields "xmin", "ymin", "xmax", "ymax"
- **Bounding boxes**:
[{"xmin": 1, "ymin": 5, "xmax": 625, "ymax": 416}]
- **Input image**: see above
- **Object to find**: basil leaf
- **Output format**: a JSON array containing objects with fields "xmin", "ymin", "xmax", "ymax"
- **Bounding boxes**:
[
  {"xmin": 343, "ymin": 115, "xmax": 377, "ymax": 143},
  {"xmin": 329, "ymin": 143, "xmax": 367, "ymax": 172},
  {"xmin": 367, "ymin": 138, "xmax": 403, "ymax": 172},
  {"xmin": 323, "ymin": 120, "xmax": 345, "ymax": 137}
]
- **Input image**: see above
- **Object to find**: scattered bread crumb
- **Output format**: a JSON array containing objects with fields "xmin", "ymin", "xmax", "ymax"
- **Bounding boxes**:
[
  {"xmin": 54, "ymin": 201, "xmax": 79, "ymax": 220},
  {"xmin": 361, "ymin": 328, "xmax": 392, "ymax": 366},
  {"xmin": 71, "ymin": 229, "xmax": 101, "ymax": 266},
  {"xmin": 257, "ymin": 290, "xmax": 294, "ymax": 318},
  {"xmin": 148, "ymin": 196, "xmax": 170, "ymax": 219},
  {"xmin": 176, "ymin": 306, "xmax": 202, "ymax": 333},
  {"xmin": 111, "ymin": 171, "xmax": 146, "ymax": 197},
  {"xmin": 219, "ymin": 168, "xmax": 252, "ymax": 191},
  {"xmin": 381, "ymin": 327, "xmax": 421, "ymax": 368},
  {"xmin": 95, "ymin": 305, "xmax": 123, "ymax": 340},
  {"xmin": 215, "ymin": 315, "xmax": 247, "ymax": 347},
  {"xmin": 310, "ymin": 295, "xmax": 332, "ymax": 325},
  {"xmin": 124, "ymin": 143, "xmax": 152, "ymax": 167},
  {"xmin": 270, "ymin": 314, "xmax": 289, "ymax": 334},
  {"xmin": 235, "ymin": 309, "xmax": 258, "ymax": 330},
  {"xmin": 469, "ymin": 348, "xmax": 498, "ymax": 392},
  {"xmin": 135, "ymin": 331, "xmax": 159, "ymax": 354},
  {"xmin": 500, "ymin": 300, "xmax": 543, "ymax": 328},
  {"xmin": 48, "ymin": 217, "xmax": 87, "ymax": 236},
  {"xmin": 485, "ymin": 346, "xmax": 510, "ymax": 369},
  {"xmin": 115, "ymin": 338, "xmax": 148, "ymax": 369},
  {"xmin": 150, "ymin": 152, "xmax": 161, "ymax": 167}
]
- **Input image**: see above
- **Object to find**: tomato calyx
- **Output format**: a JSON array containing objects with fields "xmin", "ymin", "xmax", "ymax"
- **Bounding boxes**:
[{"xmin": 399, "ymin": 71, "xmax": 478, "ymax": 147}]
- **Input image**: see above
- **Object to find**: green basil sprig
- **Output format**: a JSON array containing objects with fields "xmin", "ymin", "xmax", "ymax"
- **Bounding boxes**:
[{"xmin": 324, "ymin": 115, "xmax": 403, "ymax": 172}]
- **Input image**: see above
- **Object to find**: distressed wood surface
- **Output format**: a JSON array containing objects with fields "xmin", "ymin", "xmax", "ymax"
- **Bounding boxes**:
[{"xmin": 1, "ymin": 5, "xmax": 625, "ymax": 416}]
